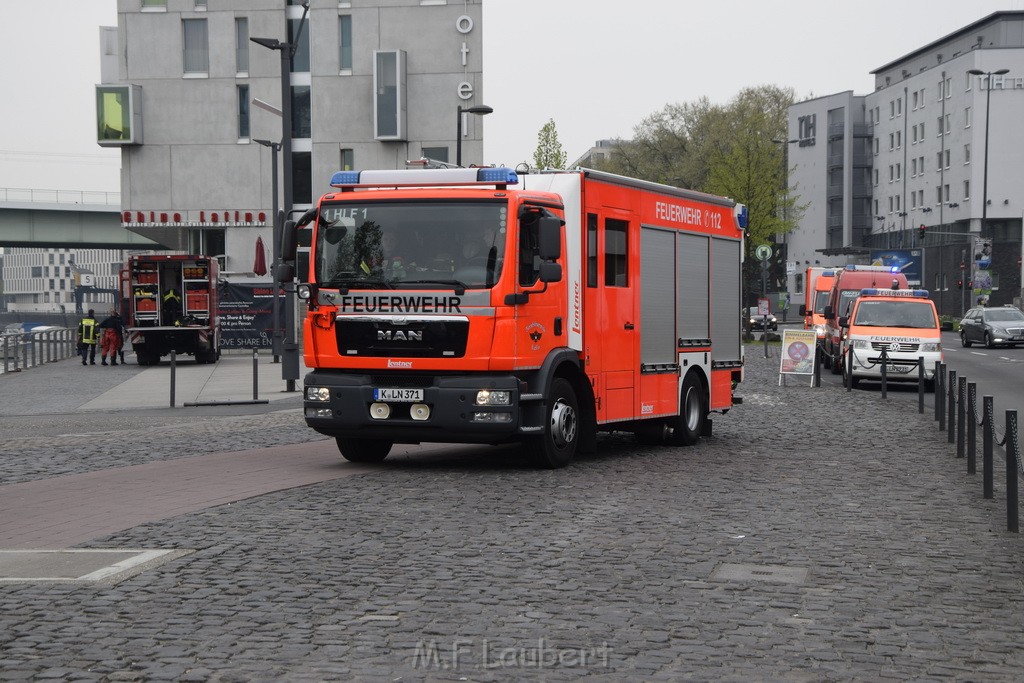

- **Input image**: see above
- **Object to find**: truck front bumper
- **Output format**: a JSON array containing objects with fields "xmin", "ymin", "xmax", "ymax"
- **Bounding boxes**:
[{"xmin": 303, "ymin": 370, "xmax": 529, "ymax": 443}]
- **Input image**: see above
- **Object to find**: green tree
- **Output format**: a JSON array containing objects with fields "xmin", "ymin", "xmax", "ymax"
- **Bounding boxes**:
[
  {"xmin": 533, "ymin": 119, "xmax": 567, "ymax": 169},
  {"xmin": 594, "ymin": 85, "xmax": 804, "ymax": 300}
]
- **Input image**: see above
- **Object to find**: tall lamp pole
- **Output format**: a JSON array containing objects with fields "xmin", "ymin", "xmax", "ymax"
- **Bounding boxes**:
[
  {"xmin": 456, "ymin": 105, "xmax": 493, "ymax": 167},
  {"xmin": 967, "ymin": 68, "xmax": 1008, "ymax": 244},
  {"xmin": 250, "ymin": 2, "xmax": 308, "ymax": 392},
  {"xmin": 254, "ymin": 138, "xmax": 282, "ymax": 363}
]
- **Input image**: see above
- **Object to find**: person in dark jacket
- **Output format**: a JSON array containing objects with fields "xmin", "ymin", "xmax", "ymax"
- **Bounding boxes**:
[{"xmin": 98, "ymin": 309, "xmax": 125, "ymax": 366}]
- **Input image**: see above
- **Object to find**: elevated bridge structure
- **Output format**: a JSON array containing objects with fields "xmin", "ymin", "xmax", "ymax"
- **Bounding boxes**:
[{"xmin": 0, "ymin": 188, "xmax": 162, "ymax": 249}]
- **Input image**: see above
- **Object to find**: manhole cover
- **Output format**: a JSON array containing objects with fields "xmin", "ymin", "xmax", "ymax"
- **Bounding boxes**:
[
  {"xmin": 0, "ymin": 549, "xmax": 194, "ymax": 585},
  {"xmin": 709, "ymin": 562, "xmax": 808, "ymax": 584}
]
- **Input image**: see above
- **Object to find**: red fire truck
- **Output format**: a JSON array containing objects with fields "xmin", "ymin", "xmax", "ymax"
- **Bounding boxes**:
[
  {"xmin": 119, "ymin": 254, "xmax": 221, "ymax": 365},
  {"xmin": 285, "ymin": 167, "xmax": 747, "ymax": 467}
]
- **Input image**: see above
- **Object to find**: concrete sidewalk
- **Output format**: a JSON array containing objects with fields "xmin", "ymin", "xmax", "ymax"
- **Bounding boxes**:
[{"xmin": 0, "ymin": 349, "xmax": 304, "ymax": 417}]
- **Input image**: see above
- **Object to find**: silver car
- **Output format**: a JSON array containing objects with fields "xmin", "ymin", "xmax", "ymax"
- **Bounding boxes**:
[{"xmin": 959, "ymin": 306, "xmax": 1024, "ymax": 348}]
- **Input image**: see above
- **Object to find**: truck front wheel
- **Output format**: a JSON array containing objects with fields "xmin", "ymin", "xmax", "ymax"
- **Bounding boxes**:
[
  {"xmin": 526, "ymin": 377, "xmax": 579, "ymax": 469},
  {"xmin": 666, "ymin": 372, "xmax": 705, "ymax": 447},
  {"xmin": 336, "ymin": 437, "xmax": 392, "ymax": 463}
]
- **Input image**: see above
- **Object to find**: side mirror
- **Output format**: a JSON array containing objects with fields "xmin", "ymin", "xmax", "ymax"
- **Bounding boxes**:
[
  {"xmin": 275, "ymin": 261, "xmax": 295, "ymax": 284},
  {"xmin": 823, "ymin": 305, "xmax": 834, "ymax": 319},
  {"xmin": 539, "ymin": 261, "xmax": 562, "ymax": 283},
  {"xmin": 538, "ymin": 215, "xmax": 562, "ymax": 261},
  {"xmin": 280, "ymin": 219, "xmax": 298, "ymax": 262},
  {"xmin": 839, "ymin": 316, "xmax": 849, "ymax": 328},
  {"xmin": 798, "ymin": 304, "xmax": 808, "ymax": 317}
]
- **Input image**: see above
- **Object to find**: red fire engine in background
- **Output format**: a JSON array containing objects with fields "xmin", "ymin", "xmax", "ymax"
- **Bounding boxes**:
[
  {"xmin": 119, "ymin": 254, "xmax": 221, "ymax": 365},
  {"xmin": 282, "ymin": 166, "xmax": 747, "ymax": 467}
]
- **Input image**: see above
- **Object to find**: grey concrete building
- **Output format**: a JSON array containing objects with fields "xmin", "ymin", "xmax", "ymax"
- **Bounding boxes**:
[
  {"xmin": 785, "ymin": 11, "xmax": 1024, "ymax": 315},
  {"xmin": 98, "ymin": 0, "xmax": 484, "ymax": 280}
]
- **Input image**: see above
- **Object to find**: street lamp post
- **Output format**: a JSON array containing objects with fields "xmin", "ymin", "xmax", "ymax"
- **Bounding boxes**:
[
  {"xmin": 456, "ymin": 105, "xmax": 493, "ymax": 167},
  {"xmin": 967, "ymin": 67, "xmax": 1009, "ymax": 307},
  {"xmin": 254, "ymin": 138, "xmax": 282, "ymax": 363},
  {"xmin": 250, "ymin": 3, "xmax": 308, "ymax": 392}
]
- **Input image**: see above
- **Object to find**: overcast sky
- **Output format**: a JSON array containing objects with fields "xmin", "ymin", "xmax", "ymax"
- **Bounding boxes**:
[{"xmin": 0, "ymin": 0, "xmax": 1016, "ymax": 193}]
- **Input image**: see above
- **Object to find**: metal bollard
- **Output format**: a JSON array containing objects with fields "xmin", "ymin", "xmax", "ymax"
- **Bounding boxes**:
[
  {"xmin": 813, "ymin": 343, "xmax": 821, "ymax": 388},
  {"xmin": 947, "ymin": 369, "xmax": 956, "ymax": 444},
  {"xmin": 935, "ymin": 361, "xmax": 945, "ymax": 426},
  {"xmin": 918, "ymin": 357, "xmax": 925, "ymax": 414},
  {"xmin": 170, "ymin": 350, "xmax": 176, "ymax": 408},
  {"xmin": 880, "ymin": 347, "xmax": 888, "ymax": 399},
  {"xmin": 1007, "ymin": 410, "xmax": 1019, "ymax": 533},
  {"xmin": 967, "ymin": 382, "xmax": 977, "ymax": 475},
  {"xmin": 846, "ymin": 346, "xmax": 853, "ymax": 392},
  {"xmin": 252, "ymin": 348, "xmax": 259, "ymax": 400},
  {"xmin": 983, "ymin": 395, "xmax": 994, "ymax": 499},
  {"xmin": 957, "ymin": 376, "xmax": 967, "ymax": 458}
]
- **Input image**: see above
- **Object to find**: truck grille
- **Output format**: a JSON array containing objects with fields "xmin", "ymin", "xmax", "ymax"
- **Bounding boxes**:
[{"xmin": 335, "ymin": 318, "xmax": 469, "ymax": 358}]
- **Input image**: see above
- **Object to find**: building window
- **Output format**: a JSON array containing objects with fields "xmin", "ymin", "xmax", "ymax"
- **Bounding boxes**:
[
  {"xmin": 911, "ymin": 158, "xmax": 917, "ymax": 176},
  {"xmin": 964, "ymin": 180, "xmax": 970, "ymax": 201},
  {"xmin": 339, "ymin": 148, "xmax": 354, "ymax": 171},
  {"xmin": 896, "ymin": 131, "xmax": 901, "ymax": 149},
  {"xmin": 943, "ymin": 149, "xmax": 950, "ymax": 169},
  {"xmin": 142, "ymin": 0, "xmax": 167, "ymax": 9},
  {"xmin": 289, "ymin": 19, "xmax": 310, "ymax": 73},
  {"xmin": 235, "ymin": 18, "xmax": 249, "ymax": 74},
  {"xmin": 888, "ymin": 133, "xmax": 894, "ymax": 151},
  {"xmin": 888, "ymin": 196, "xmax": 894, "ymax": 213},
  {"xmin": 965, "ymin": 106, "xmax": 972, "ymax": 128},
  {"xmin": 889, "ymin": 100, "xmax": 895, "ymax": 119},
  {"xmin": 237, "ymin": 84, "xmax": 250, "ymax": 139},
  {"xmin": 604, "ymin": 218, "xmax": 628, "ymax": 287},
  {"xmin": 798, "ymin": 114, "xmax": 815, "ymax": 141},
  {"xmin": 422, "ymin": 146, "xmax": 448, "ymax": 163},
  {"xmin": 373, "ymin": 50, "xmax": 407, "ymax": 141},
  {"xmin": 194, "ymin": 0, "xmax": 207, "ymax": 8},
  {"xmin": 339, "ymin": 15, "xmax": 353, "ymax": 72},
  {"xmin": 291, "ymin": 86, "xmax": 311, "ymax": 138},
  {"xmin": 895, "ymin": 163, "xmax": 901, "ymax": 181},
  {"xmin": 188, "ymin": 228, "xmax": 225, "ymax": 258},
  {"xmin": 943, "ymin": 185, "xmax": 950, "ymax": 203},
  {"xmin": 896, "ymin": 97, "xmax": 902, "ymax": 116},
  {"xmin": 293, "ymin": 151, "xmax": 312, "ymax": 205},
  {"xmin": 182, "ymin": 18, "xmax": 209, "ymax": 75}
]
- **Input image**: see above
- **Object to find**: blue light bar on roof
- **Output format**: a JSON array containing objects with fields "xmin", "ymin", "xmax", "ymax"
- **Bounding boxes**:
[
  {"xmin": 330, "ymin": 170, "xmax": 361, "ymax": 186},
  {"xmin": 860, "ymin": 288, "xmax": 930, "ymax": 298},
  {"xmin": 846, "ymin": 264, "xmax": 902, "ymax": 274},
  {"xmin": 329, "ymin": 166, "xmax": 518, "ymax": 188}
]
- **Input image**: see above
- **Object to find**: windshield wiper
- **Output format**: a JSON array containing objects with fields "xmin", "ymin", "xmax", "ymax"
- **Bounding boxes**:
[{"xmin": 401, "ymin": 279, "xmax": 468, "ymax": 295}]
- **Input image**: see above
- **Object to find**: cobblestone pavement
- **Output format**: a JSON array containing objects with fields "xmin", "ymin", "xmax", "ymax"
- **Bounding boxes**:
[{"xmin": 3, "ymin": 351, "xmax": 1024, "ymax": 680}]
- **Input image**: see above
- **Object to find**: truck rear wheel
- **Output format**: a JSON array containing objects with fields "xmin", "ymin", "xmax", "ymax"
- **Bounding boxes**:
[
  {"xmin": 666, "ymin": 372, "xmax": 705, "ymax": 447},
  {"xmin": 336, "ymin": 437, "xmax": 392, "ymax": 463},
  {"xmin": 525, "ymin": 377, "xmax": 578, "ymax": 469}
]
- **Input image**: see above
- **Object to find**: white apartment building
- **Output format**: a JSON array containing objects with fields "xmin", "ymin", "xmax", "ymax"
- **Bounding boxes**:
[
  {"xmin": 3, "ymin": 248, "xmax": 123, "ymax": 314},
  {"xmin": 785, "ymin": 11, "xmax": 1024, "ymax": 315}
]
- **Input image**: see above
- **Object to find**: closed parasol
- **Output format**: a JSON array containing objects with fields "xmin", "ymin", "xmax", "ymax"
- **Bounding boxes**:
[{"xmin": 253, "ymin": 235, "xmax": 268, "ymax": 276}]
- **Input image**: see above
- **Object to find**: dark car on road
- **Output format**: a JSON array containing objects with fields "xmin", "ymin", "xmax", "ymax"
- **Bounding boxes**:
[
  {"xmin": 749, "ymin": 312, "xmax": 778, "ymax": 331},
  {"xmin": 959, "ymin": 306, "xmax": 1024, "ymax": 348}
]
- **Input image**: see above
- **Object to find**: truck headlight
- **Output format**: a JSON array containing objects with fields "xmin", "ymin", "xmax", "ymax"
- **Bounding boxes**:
[
  {"xmin": 476, "ymin": 389, "xmax": 511, "ymax": 406},
  {"xmin": 306, "ymin": 386, "xmax": 330, "ymax": 401},
  {"xmin": 852, "ymin": 340, "xmax": 871, "ymax": 349},
  {"xmin": 919, "ymin": 342, "xmax": 941, "ymax": 352},
  {"xmin": 814, "ymin": 324, "xmax": 827, "ymax": 338}
]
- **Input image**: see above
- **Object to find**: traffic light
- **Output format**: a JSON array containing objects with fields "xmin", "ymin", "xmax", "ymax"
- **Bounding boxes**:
[
  {"xmin": 967, "ymin": 280, "xmax": 973, "ymax": 289},
  {"xmin": 918, "ymin": 224, "xmax": 926, "ymax": 240},
  {"xmin": 956, "ymin": 279, "xmax": 963, "ymax": 290}
]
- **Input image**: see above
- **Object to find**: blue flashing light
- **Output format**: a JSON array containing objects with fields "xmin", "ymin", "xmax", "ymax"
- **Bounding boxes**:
[
  {"xmin": 737, "ymin": 205, "xmax": 749, "ymax": 229},
  {"xmin": 860, "ymin": 288, "xmax": 930, "ymax": 298},
  {"xmin": 476, "ymin": 167, "xmax": 518, "ymax": 184},
  {"xmin": 330, "ymin": 170, "xmax": 361, "ymax": 187}
]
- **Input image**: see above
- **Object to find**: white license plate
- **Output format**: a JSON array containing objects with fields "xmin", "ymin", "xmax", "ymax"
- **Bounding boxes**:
[{"xmin": 374, "ymin": 388, "xmax": 423, "ymax": 401}]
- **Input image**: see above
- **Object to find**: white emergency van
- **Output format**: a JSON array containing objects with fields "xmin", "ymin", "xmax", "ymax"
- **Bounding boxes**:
[{"xmin": 838, "ymin": 288, "xmax": 942, "ymax": 391}]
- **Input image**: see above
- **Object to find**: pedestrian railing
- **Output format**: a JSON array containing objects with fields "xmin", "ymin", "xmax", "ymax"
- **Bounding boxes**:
[
  {"xmin": 1, "ymin": 328, "xmax": 78, "ymax": 374},
  {"xmin": 932, "ymin": 360, "xmax": 1022, "ymax": 533}
]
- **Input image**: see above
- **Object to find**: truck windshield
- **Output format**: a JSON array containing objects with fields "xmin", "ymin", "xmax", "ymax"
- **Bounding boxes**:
[
  {"xmin": 853, "ymin": 300, "xmax": 937, "ymax": 328},
  {"xmin": 314, "ymin": 200, "xmax": 507, "ymax": 289},
  {"xmin": 813, "ymin": 290, "xmax": 830, "ymax": 315}
]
